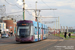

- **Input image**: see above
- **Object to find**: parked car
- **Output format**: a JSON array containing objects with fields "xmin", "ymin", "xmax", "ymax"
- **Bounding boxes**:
[{"xmin": 1, "ymin": 33, "xmax": 9, "ymax": 38}]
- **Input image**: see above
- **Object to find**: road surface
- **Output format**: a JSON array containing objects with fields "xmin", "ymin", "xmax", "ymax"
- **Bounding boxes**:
[{"xmin": 0, "ymin": 35, "xmax": 74, "ymax": 50}]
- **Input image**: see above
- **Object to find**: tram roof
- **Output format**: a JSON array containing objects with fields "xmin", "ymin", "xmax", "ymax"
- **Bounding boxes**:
[{"xmin": 17, "ymin": 20, "xmax": 33, "ymax": 23}]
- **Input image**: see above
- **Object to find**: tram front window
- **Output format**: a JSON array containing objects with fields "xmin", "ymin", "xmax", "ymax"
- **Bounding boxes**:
[{"xmin": 19, "ymin": 27, "xmax": 30, "ymax": 37}]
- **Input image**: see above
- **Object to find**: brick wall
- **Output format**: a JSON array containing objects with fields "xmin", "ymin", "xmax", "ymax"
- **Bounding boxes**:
[{"xmin": 3, "ymin": 20, "xmax": 16, "ymax": 34}]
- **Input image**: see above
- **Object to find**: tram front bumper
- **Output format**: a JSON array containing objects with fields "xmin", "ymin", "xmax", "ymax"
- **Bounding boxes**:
[{"xmin": 16, "ymin": 37, "xmax": 33, "ymax": 42}]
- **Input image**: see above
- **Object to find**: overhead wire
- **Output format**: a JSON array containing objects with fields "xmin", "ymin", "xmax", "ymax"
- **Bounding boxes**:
[
  {"xmin": 5, "ymin": 0, "xmax": 22, "ymax": 9},
  {"xmin": 26, "ymin": 10, "xmax": 33, "ymax": 16},
  {"xmin": 41, "ymin": 0, "xmax": 50, "ymax": 8},
  {"xmin": 4, "ymin": 0, "xmax": 33, "ymax": 16},
  {"xmin": 41, "ymin": 0, "xmax": 56, "ymax": 19},
  {"xmin": 6, "ymin": 10, "xmax": 33, "ymax": 17},
  {"xmin": 40, "ymin": 0, "xmax": 57, "ymax": 27},
  {"xmin": 6, "ymin": 11, "xmax": 23, "ymax": 14},
  {"xmin": 5, "ymin": 0, "xmax": 16, "ymax": 6}
]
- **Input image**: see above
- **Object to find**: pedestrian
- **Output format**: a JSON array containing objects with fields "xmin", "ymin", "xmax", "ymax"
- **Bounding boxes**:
[
  {"xmin": 10, "ymin": 30, "xmax": 13, "ymax": 36},
  {"xmin": 68, "ymin": 33, "xmax": 71, "ymax": 38},
  {"xmin": 64, "ymin": 32, "xmax": 67, "ymax": 38}
]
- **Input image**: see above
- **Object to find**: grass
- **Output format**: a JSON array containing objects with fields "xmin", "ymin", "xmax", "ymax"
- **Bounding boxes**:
[
  {"xmin": 71, "ymin": 36, "xmax": 75, "ymax": 38},
  {"xmin": 53, "ymin": 33, "xmax": 75, "ymax": 39}
]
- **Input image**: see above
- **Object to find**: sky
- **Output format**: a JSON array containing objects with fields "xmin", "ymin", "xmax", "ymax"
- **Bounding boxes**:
[{"xmin": 0, "ymin": 0, "xmax": 75, "ymax": 29}]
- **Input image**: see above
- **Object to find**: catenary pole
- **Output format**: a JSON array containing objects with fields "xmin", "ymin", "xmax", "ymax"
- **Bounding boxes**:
[
  {"xmin": 23, "ymin": 0, "xmax": 25, "ymax": 20},
  {"xmin": 56, "ymin": 19, "xmax": 57, "ymax": 34},
  {"xmin": 35, "ymin": 1, "xmax": 37, "ymax": 21},
  {"xmin": 58, "ymin": 17, "xmax": 59, "ymax": 35}
]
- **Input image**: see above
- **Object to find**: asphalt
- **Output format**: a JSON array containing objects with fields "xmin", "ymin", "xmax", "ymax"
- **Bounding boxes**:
[{"xmin": 0, "ymin": 34, "xmax": 75, "ymax": 50}]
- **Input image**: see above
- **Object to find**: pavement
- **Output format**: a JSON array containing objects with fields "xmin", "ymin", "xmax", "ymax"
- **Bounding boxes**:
[
  {"xmin": 47, "ymin": 34, "xmax": 75, "ymax": 50},
  {"xmin": 48, "ymin": 34, "xmax": 63, "ymax": 39},
  {"xmin": 48, "ymin": 40, "xmax": 75, "ymax": 50}
]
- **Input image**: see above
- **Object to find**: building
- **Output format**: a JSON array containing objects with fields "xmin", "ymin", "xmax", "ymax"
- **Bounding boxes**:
[
  {"xmin": 1, "ymin": 16, "xmax": 16, "ymax": 35},
  {"xmin": 0, "ymin": 19, "xmax": 6, "ymax": 33}
]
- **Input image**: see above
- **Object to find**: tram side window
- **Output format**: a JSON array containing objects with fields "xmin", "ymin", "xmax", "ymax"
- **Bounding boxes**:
[
  {"xmin": 39, "ymin": 27, "xmax": 40, "ymax": 33},
  {"xmin": 35, "ymin": 27, "xmax": 37, "ymax": 35}
]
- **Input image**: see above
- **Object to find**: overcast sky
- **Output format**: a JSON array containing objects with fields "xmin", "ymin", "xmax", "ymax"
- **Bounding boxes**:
[{"xmin": 0, "ymin": 0, "xmax": 75, "ymax": 28}]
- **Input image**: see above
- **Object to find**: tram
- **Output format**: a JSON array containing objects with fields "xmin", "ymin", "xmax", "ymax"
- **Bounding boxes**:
[{"xmin": 15, "ymin": 20, "xmax": 48, "ymax": 42}]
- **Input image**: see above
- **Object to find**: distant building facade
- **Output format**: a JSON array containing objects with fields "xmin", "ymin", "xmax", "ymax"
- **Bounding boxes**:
[
  {"xmin": 0, "ymin": 19, "xmax": 6, "ymax": 33},
  {"xmin": 1, "ymin": 16, "xmax": 16, "ymax": 35}
]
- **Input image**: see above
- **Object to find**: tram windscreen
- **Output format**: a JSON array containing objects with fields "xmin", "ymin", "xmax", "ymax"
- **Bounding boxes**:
[{"xmin": 19, "ymin": 27, "xmax": 30, "ymax": 37}]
